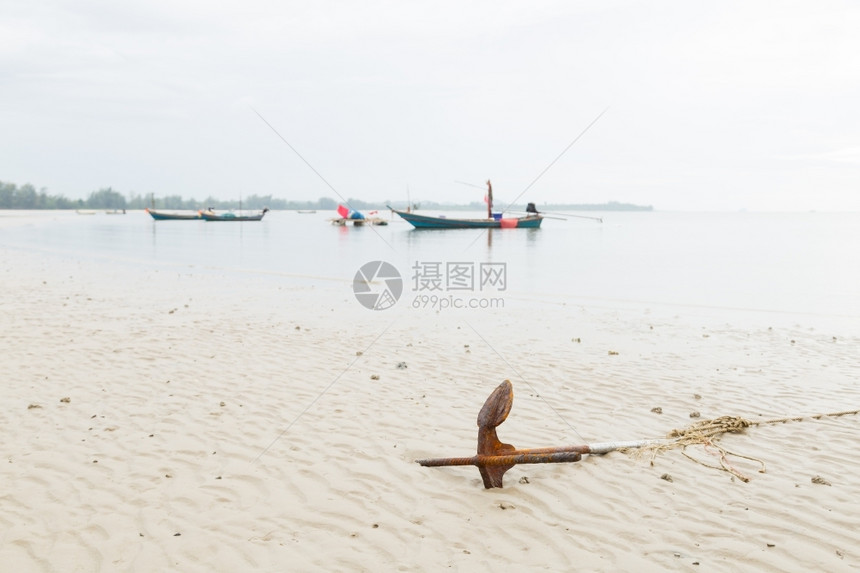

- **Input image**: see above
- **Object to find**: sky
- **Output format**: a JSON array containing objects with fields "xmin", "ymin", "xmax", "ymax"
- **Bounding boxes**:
[{"xmin": 2, "ymin": 0, "xmax": 860, "ymax": 211}]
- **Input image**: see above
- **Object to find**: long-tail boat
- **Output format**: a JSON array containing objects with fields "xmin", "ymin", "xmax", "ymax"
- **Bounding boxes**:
[
  {"xmin": 388, "ymin": 180, "xmax": 542, "ymax": 229},
  {"xmin": 198, "ymin": 207, "xmax": 269, "ymax": 221},
  {"xmin": 389, "ymin": 209, "xmax": 541, "ymax": 229},
  {"xmin": 145, "ymin": 208, "xmax": 202, "ymax": 220}
]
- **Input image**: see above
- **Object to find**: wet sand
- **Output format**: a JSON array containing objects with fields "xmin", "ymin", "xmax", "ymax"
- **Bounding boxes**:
[{"xmin": 1, "ymin": 246, "xmax": 859, "ymax": 571}]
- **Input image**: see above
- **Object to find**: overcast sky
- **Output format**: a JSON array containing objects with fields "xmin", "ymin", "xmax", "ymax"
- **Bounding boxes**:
[{"xmin": 3, "ymin": 1, "xmax": 859, "ymax": 211}]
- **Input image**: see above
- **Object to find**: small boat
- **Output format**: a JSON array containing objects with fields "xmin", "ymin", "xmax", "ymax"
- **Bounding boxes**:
[
  {"xmin": 329, "ymin": 204, "xmax": 388, "ymax": 226},
  {"xmin": 146, "ymin": 208, "xmax": 202, "ymax": 220},
  {"xmin": 388, "ymin": 180, "xmax": 542, "ymax": 229},
  {"xmin": 330, "ymin": 217, "xmax": 389, "ymax": 226},
  {"xmin": 199, "ymin": 207, "xmax": 269, "ymax": 222},
  {"xmin": 389, "ymin": 209, "xmax": 542, "ymax": 229}
]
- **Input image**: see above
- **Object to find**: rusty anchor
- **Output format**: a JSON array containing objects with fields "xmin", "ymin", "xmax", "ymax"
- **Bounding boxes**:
[{"xmin": 416, "ymin": 380, "xmax": 663, "ymax": 488}]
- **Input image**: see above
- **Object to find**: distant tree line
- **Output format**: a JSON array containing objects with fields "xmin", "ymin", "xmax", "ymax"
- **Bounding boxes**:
[
  {"xmin": 1, "ymin": 179, "xmax": 652, "ymax": 212},
  {"xmin": 149, "ymin": 194, "xmax": 342, "ymax": 211},
  {"xmin": 0, "ymin": 181, "xmax": 141, "ymax": 209},
  {"xmin": 0, "ymin": 180, "xmax": 341, "ymax": 210},
  {"xmin": 0, "ymin": 181, "xmax": 81, "ymax": 209}
]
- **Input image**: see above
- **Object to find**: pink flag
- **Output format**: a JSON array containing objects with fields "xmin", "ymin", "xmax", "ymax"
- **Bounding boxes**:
[{"xmin": 337, "ymin": 204, "xmax": 349, "ymax": 218}]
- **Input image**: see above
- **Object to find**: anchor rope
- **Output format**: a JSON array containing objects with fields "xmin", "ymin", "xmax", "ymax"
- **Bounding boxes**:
[{"xmin": 632, "ymin": 408, "xmax": 860, "ymax": 481}]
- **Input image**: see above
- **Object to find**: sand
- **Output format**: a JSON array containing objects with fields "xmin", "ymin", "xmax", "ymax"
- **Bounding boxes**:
[{"xmin": 1, "ymin": 245, "xmax": 859, "ymax": 572}]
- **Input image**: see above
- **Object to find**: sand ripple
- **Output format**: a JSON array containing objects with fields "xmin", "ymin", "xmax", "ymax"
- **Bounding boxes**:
[{"xmin": 2, "ymin": 248, "xmax": 859, "ymax": 571}]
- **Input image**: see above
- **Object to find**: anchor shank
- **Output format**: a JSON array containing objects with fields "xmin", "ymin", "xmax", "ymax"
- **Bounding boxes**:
[
  {"xmin": 506, "ymin": 445, "xmax": 592, "ymax": 456},
  {"xmin": 417, "ymin": 451, "xmax": 583, "ymax": 467},
  {"xmin": 475, "ymin": 451, "xmax": 583, "ymax": 466}
]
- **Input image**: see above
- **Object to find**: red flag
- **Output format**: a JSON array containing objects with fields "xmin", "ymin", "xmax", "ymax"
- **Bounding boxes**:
[{"xmin": 337, "ymin": 204, "xmax": 349, "ymax": 218}]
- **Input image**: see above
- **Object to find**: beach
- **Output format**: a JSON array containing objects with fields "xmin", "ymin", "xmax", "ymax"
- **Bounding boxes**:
[{"xmin": 1, "ymin": 243, "xmax": 859, "ymax": 572}]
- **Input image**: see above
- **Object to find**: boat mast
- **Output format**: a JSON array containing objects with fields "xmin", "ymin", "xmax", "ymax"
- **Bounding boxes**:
[{"xmin": 486, "ymin": 180, "xmax": 493, "ymax": 219}]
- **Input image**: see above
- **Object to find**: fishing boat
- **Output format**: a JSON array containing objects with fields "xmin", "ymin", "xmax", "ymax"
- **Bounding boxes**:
[
  {"xmin": 146, "ymin": 208, "xmax": 202, "ymax": 220},
  {"xmin": 199, "ymin": 207, "xmax": 269, "ymax": 222},
  {"xmin": 388, "ymin": 180, "xmax": 542, "ymax": 229},
  {"xmin": 389, "ymin": 209, "xmax": 542, "ymax": 229}
]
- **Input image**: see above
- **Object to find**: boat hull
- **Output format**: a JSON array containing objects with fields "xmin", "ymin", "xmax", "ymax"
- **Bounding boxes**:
[
  {"xmin": 146, "ymin": 208, "xmax": 201, "ymax": 220},
  {"xmin": 199, "ymin": 209, "xmax": 268, "ymax": 222},
  {"xmin": 390, "ymin": 209, "xmax": 542, "ymax": 229}
]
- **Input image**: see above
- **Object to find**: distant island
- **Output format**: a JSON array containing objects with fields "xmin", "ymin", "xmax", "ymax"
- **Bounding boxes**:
[
  {"xmin": 405, "ymin": 200, "xmax": 653, "ymax": 212},
  {"xmin": 540, "ymin": 201, "xmax": 653, "ymax": 211},
  {"xmin": 0, "ymin": 179, "xmax": 653, "ymax": 211}
]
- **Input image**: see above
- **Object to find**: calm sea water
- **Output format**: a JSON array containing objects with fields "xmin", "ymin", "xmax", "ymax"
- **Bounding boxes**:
[{"xmin": 2, "ymin": 209, "xmax": 859, "ymax": 325}]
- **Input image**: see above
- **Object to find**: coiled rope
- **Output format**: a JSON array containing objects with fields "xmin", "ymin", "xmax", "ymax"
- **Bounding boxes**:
[{"xmin": 633, "ymin": 409, "xmax": 860, "ymax": 482}]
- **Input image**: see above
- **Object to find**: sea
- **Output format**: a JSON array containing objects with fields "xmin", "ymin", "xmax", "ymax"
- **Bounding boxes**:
[{"xmin": 2, "ymin": 209, "xmax": 859, "ymax": 331}]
